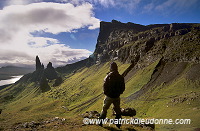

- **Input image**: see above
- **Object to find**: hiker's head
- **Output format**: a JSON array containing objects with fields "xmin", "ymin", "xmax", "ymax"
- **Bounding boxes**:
[{"xmin": 110, "ymin": 62, "xmax": 118, "ymax": 72}]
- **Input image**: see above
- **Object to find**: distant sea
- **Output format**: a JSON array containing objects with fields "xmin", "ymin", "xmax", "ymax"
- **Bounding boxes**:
[{"xmin": 0, "ymin": 75, "xmax": 23, "ymax": 86}]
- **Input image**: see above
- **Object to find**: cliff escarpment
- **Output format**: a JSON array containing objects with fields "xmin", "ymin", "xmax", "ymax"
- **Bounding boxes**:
[{"xmin": 94, "ymin": 20, "xmax": 200, "ymax": 68}]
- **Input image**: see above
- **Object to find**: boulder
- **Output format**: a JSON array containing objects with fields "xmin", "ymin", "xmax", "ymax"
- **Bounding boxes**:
[
  {"xmin": 121, "ymin": 107, "xmax": 136, "ymax": 116},
  {"xmin": 82, "ymin": 111, "xmax": 100, "ymax": 118},
  {"xmin": 113, "ymin": 107, "xmax": 136, "ymax": 117}
]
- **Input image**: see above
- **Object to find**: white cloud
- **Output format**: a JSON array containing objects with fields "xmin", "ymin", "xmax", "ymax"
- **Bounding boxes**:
[
  {"xmin": 115, "ymin": 0, "xmax": 141, "ymax": 11},
  {"xmin": 1, "ymin": 2, "xmax": 100, "ymax": 33},
  {"xmin": 6, "ymin": 0, "xmax": 29, "ymax": 5},
  {"xmin": 28, "ymin": 37, "xmax": 59, "ymax": 47},
  {"xmin": 96, "ymin": 0, "xmax": 115, "ymax": 8},
  {"xmin": 0, "ymin": 2, "xmax": 99, "ymax": 67},
  {"xmin": 70, "ymin": 34, "xmax": 77, "ymax": 40},
  {"xmin": 57, "ymin": 0, "xmax": 141, "ymax": 11},
  {"xmin": 143, "ymin": 3, "xmax": 154, "ymax": 13},
  {"xmin": 142, "ymin": 0, "xmax": 198, "ymax": 15}
]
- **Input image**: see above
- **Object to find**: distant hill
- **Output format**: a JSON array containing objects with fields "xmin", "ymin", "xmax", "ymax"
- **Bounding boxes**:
[{"xmin": 0, "ymin": 66, "xmax": 34, "ymax": 80}]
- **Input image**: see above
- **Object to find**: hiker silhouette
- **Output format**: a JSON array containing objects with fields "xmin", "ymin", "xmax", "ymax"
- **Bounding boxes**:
[{"xmin": 99, "ymin": 62, "xmax": 125, "ymax": 129}]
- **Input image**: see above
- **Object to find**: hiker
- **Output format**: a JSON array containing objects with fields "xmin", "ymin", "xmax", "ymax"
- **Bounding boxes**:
[{"xmin": 99, "ymin": 62, "xmax": 125, "ymax": 128}]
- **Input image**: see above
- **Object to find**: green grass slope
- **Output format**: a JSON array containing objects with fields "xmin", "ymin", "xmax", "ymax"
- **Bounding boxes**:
[
  {"xmin": 0, "ymin": 60, "xmax": 200, "ymax": 131},
  {"xmin": 123, "ymin": 61, "xmax": 200, "ymax": 130}
]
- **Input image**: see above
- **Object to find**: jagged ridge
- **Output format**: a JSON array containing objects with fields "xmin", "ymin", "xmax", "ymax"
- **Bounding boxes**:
[{"xmin": 94, "ymin": 20, "xmax": 200, "ymax": 67}]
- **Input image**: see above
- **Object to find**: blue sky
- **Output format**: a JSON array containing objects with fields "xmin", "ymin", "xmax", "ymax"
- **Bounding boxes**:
[{"xmin": 0, "ymin": 0, "xmax": 199, "ymax": 67}]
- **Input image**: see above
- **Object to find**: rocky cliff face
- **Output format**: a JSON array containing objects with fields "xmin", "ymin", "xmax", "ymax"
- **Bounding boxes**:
[
  {"xmin": 94, "ymin": 20, "xmax": 200, "ymax": 68},
  {"xmin": 36, "ymin": 55, "xmax": 42, "ymax": 70}
]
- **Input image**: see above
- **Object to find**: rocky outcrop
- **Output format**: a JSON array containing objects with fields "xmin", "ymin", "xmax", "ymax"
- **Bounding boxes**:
[
  {"xmin": 121, "ymin": 108, "xmax": 136, "ymax": 117},
  {"xmin": 93, "ymin": 21, "xmax": 200, "ymax": 67},
  {"xmin": 96, "ymin": 20, "xmax": 147, "ymax": 47},
  {"xmin": 36, "ymin": 56, "xmax": 42, "ymax": 70},
  {"xmin": 19, "ymin": 56, "xmax": 62, "ymax": 92},
  {"xmin": 45, "ymin": 62, "xmax": 57, "ymax": 80},
  {"xmin": 112, "ymin": 107, "xmax": 136, "ymax": 117},
  {"xmin": 81, "ymin": 111, "xmax": 100, "ymax": 118},
  {"xmin": 14, "ymin": 117, "xmax": 66, "ymax": 130}
]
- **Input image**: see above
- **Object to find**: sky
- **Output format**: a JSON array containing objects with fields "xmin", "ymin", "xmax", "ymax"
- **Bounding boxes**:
[{"xmin": 0, "ymin": 0, "xmax": 199, "ymax": 68}]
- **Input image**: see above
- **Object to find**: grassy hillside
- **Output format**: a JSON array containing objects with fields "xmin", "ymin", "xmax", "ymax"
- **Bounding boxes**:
[
  {"xmin": 123, "ymin": 61, "xmax": 200, "ymax": 130},
  {"xmin": 0, "ymin": 60, "xmax": 199, "ymax": 130},
  {"xmin": 0, "ymin": 61, "xmax": 131, "ymax": 130},
  {"xmin": 1, "ymin": 22, "xmax": 200, "ymax": 131}
]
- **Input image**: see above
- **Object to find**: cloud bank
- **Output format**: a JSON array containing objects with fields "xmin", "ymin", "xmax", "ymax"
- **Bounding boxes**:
[
  {"xmin": 143, "ymin": 0, "xmax": 198, "ymax": 15},
  {"xmin": 0, "ymin": 2, "xmax": 100, "ymax": 67},
  {"xmin": 58, "ymin": 0, "xmax": 199, "ymax": 15},
  {"xmin": 58, "ymin": 0, "xmax": 141, "ymax": 11}
]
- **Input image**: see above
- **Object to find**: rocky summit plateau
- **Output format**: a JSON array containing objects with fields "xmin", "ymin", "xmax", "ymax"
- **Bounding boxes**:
[
  {"xmin": 94, "ymin": 20, "xmax": 200, "ymax": 64},
  {"xmin": 0, "ymin": 20, "xmax": 200, "ymax": 131}
]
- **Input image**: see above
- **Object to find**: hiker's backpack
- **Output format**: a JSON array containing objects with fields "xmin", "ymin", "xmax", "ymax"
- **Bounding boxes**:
[{"xmin": 103, "ymin": 71, "xmax": 125, "ymax": 98}]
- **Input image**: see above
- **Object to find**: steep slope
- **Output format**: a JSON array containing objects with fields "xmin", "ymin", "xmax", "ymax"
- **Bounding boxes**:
[
  {"xmin": 0, "ymin": 61, "xmax": 131, "ymax": 130},
  {"xmin": 92, "ymin": 20, "xmax": 200, "ymax": 130},
  {"xmin": 0, "ymin": 21, "xmax": 200, "ymax": 131},
  {"xmin": 123, "ymin": 60, "xmax": 200, "ymax": 130},
  {"xmin": 94, "ymin": 21, "xmax": 200, "ymax": 65}
]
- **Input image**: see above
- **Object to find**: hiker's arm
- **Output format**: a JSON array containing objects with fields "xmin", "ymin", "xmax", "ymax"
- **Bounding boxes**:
[
  {"xmin": 103, "ymin": 75, "xmax": 109, "ymax": 95},
  {"xmin": 120, "ymin": 77, "xmax": 125, "ymax": 94}
]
